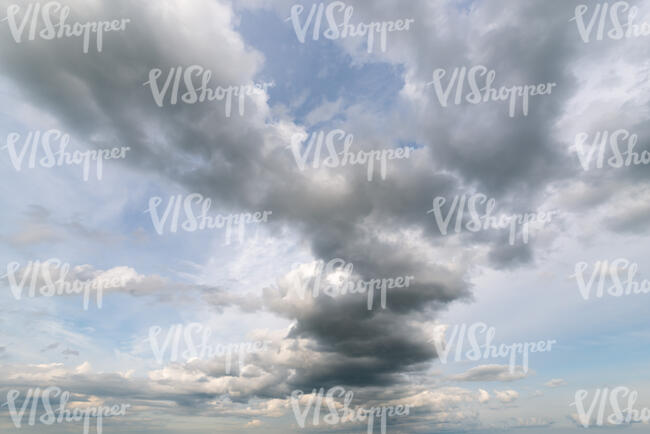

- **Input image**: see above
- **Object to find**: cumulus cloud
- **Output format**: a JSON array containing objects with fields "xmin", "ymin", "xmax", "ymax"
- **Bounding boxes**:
[
  {"xmin": 450, "ymin": 365, "xmax": 530, "ymax": 382},
  {"xmin": 494, "ymin": 389, "xmax": 519, "ymax": 404},
  {"xmin": 545, "ymin": 378, "xmax": 567, "ymax": 388}
]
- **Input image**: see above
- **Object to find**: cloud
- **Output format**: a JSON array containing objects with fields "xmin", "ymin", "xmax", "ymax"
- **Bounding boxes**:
[
  {"xmin": 493, "ymin": 389, "xmax": 519, "ymax": 404},
  {"xmin": 0, "ymin": 0, "xmax": 648, "ymax": 431},
  {"xmin": 304, "ymin": 97, "xmax": 344, "ymax": 126},
  {"xmin": 0, "ymin": 259, "xmax": 261, "ymax": 311},
  {"xmin": 493, "ymin": 416, "xmax": 554, "ymax": 429},
  {"xmin": 40, "ymin": 342, "xmax": 60, "ymax": 352},
  {"xmin": 245, "ymin": 419, "xmax": 262, "ymax": 427},
  {"xmin": 544, "ymin": 378, "xmax": 566, "ymax": 388},
  {"xmin": 0, "ymin": 0, "xmax": 477, "ymax": 396},
  {"xmin": 450, "ymin": 365, "xmax": 530, "ymax": 382},
  {"xmin": 3, "ymin": 205, "xmax": 113, "ymax": 247}
]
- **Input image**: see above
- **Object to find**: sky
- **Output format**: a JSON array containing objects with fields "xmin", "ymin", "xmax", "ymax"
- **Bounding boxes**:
[{"xmin": 0, "ymin": 0, "xmax": 649, "ymax": 433}]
